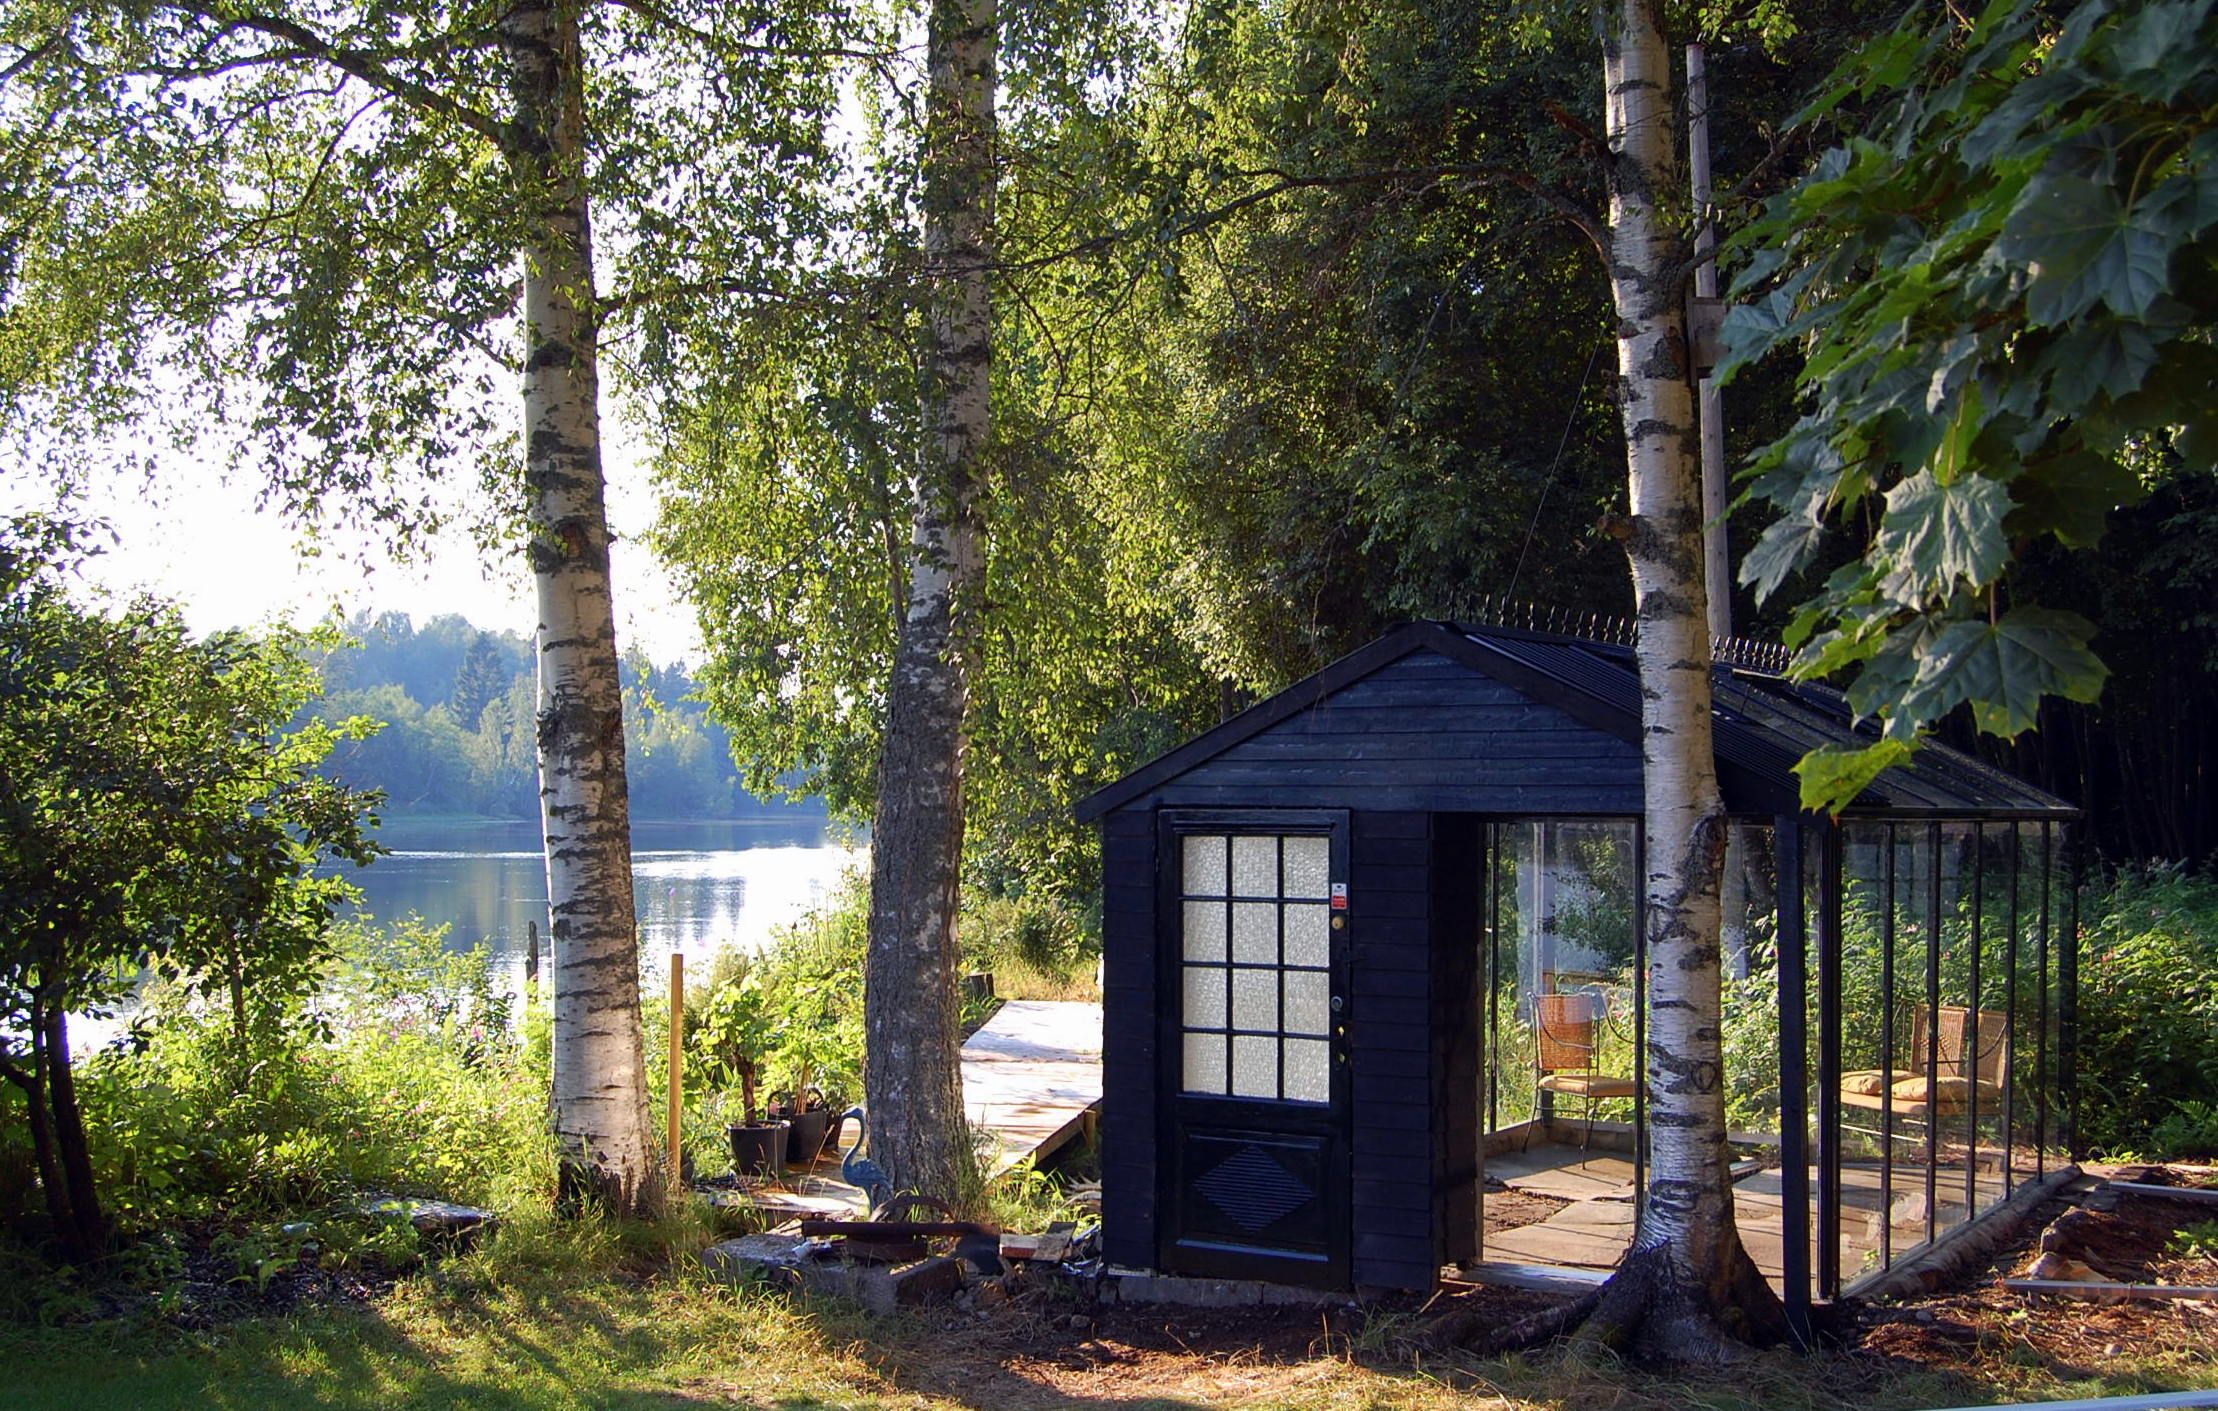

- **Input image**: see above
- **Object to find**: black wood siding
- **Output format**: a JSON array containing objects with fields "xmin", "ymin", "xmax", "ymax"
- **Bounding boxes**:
[
  {"xmin": 1432, "ymin": 814, "xmax": 1483, "ymax": 1267},
  {"xmin": 1349, "ymin": 810, "xmax": 1437, "ymax": 1291},
  {"xmin": 1126, "ymin": 651, "xmax": 1640, "ymax": 814},
  {"xmin": 1098, "ymin": 808, "xmax": 1156, "ymax": 1270}
]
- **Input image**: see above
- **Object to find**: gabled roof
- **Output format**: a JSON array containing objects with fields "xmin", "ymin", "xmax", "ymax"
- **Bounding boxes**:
[{"xmin": 1073, "ymin": 620, "xmax": 2077, "ymax": 823}]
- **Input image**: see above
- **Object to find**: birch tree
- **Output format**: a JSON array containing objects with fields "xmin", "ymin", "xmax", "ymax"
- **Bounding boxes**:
[
  {"xmin": 861, "ymin": 0, "xmax": 999, "ymax": 1203},
  {"xmin": 500, "ymin": 0, "xmax": 653, "ymax": 1214},
  {"xmin": 1578, "ymin": 0, "xmax": 1781, "ymax": 1358},
  {"xmin": 0, "ymin": 0, "xmax": 844, "ymax": 1215}
]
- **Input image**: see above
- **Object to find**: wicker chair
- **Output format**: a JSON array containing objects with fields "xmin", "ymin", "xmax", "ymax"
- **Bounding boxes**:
[
  {"xmin": 1532, "ymin": 989, "xmax": 1640, "ymax": 1149},
  {"xmin": 1839, "ymin": 1004, "xmax": 2009, "ymax": 1122}
]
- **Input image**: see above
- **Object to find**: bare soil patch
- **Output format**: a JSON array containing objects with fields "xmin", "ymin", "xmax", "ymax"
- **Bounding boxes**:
[{"xmin": 1482, "ymin": 1186, "xmax": 1572, "ymax": 1233}]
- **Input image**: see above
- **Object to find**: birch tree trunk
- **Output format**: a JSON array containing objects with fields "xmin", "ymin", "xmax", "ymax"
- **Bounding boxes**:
[
  {"xmin": 1582, "ymin": 0, "xmax": 1781, "ymax": 1358},
  {"xmin": 861, "ymin": 0, "xmax": 996, "ymax": 1205},
  {"xmin": 503, "ymin": 0, "xmax": 659, "ymax": 1216}
]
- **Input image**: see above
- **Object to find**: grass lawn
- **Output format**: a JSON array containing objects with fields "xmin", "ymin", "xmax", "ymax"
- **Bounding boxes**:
[{"xmin": 3, "ymin": 1218, "xmax": 2213, "ymax": 1411}]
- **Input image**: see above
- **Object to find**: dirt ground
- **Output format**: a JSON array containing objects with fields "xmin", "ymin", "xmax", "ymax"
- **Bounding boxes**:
[
  {"xmin": 866, "ymin": 1164, "xmax": 2218, "ymax": 1409},
  {"xmin": 1481, "ymin": 1185, "xmax": 1571, "ymax": 1233}
]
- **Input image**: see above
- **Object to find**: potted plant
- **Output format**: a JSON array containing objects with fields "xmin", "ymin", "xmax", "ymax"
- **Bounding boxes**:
[
  {"xmin": 767, "ymin": 1026, "xmax": 835, "ymax": 1167},
  {"xmin": 762, "ymin": 978, "xmax": 859, "ymax": 1166},
  {"xmin": 691, "ymin": 963, "xmax": 786, "ymax": 1179}
]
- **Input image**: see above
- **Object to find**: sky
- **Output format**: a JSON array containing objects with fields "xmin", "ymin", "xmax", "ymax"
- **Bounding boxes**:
[{"xmin": 8, "ymin": 422, "xmax": 705, "ymax": 666}]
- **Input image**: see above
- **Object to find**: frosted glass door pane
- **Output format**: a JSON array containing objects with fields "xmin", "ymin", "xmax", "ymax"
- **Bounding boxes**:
[
  {"xmin": 1182, "ymin": 966, "xmax": 1226, "ymax": 1028},
  {"xmin": 1284, "ymin": 904, "xmax": 1329, "ymax": 966},
  {"xmin": 1231, "ymin": 836, "xmax": 1278, "ymax": 895},
  {"xmin": 1231, "ymin": 967, "xmax": 1276, "ymax": 1030},
  {"xmin": 1232, "ymin": 1035, "xmax": 1277, "ymax": 1098},
  {"xmin": 1183, "ymin": 835, "xmax": 1228, "ymax": 895},
  {"xmin": 1284, "ymin": 1039, "xmax": 1329, "ymax": 1102},
  {"xmin": 1283, "ymin": 970, "xmax": 1329, "ymax": 1036},
  {"xmin": 1282, "ymin": 836, "xmax": 1330, "ymax": 899},
  {"xmin": 1183, "ymin": 901, "xmax": 1227, "ymax": 961},
  {"xmin": 1232, "ymin": 902, "xmax": 1277, "ymax": 963},
  {"xmin": 1183, "ymin": 1032, "xmax": 1227, "ymax": 1093}
]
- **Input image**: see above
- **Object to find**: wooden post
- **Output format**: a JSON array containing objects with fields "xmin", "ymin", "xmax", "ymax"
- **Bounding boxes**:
[{"xmin": 668, "ymin": 952, "xmax": 684, "ymax": 1187}]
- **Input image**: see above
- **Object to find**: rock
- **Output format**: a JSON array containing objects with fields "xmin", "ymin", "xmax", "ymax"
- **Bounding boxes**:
[
  {"xmin": 2026, "ymin": 1252, "xmax": 2108, "ymax": 1285},
  {"xmin": 358, "ymin": 1195, "xmax": 498, "ymax": 1250},
  {"xmin": 702, "ymin": 1234, "xmax": 816, "ymax": 1288},
  {"xmin": 703, "ymin": 1242, "xmax": 966, "ymax": 1316},
  {"xmin": 890, "ymin": 1255, "xmax": 966, "ymax": 1307}
]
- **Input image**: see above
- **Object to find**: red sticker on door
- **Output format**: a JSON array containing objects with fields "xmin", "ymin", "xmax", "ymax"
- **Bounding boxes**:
[{"xmin": 1330, "ymin": 883, "xmax": 1348, "ymax": 910}]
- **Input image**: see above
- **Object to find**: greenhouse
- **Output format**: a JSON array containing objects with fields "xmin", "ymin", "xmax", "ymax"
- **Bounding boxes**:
[{"xmin": 1076, "ymin": 619, "xmax": 2079, "ymax": 1336}]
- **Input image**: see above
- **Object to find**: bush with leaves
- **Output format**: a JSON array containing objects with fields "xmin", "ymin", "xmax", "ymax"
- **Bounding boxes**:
[
  {"xmin": 1722, "ymin": 0, "xmax": 2218, "ymax": 811},
  {"xmin": 2074, "ymin": 866, "xmax": 2218, "ymax": 1156},
  {"xmin": 72, "ymin": 919, "xmax": 553, "ymax": 1235}
]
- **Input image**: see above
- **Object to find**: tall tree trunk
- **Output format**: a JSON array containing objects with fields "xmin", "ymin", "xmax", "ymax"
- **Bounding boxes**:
[
  {"xmin": 862, "ymin": 0, "xmax": 996, "ymax": 1205},
  {"xmin": 40, "ymin": 1007, "xmax": 104, "ymax": 1258},
  {"xmin": 17, "ymin": 996, "xmax": 76, "ymax": 1259},
  {"xmin": 1581, "ymin": 0, "xmax": 1781, "ymax": 1359},
  {"xmin": 502, "ymin": 0, "xmax": 658, "ymax": 1216}
]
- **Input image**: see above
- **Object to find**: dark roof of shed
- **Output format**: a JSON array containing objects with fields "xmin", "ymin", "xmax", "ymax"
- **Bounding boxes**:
[{"xmin": 1073, "ymin": 620, "xmax": 2077, "ymax": 822}]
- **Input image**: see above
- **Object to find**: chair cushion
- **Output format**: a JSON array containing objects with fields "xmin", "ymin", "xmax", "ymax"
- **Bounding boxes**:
[
  {"xmin": 1890, "ymin": 1075, "xmax": 2001, "ymax": 1105},
  {"xmin": 1538, "ymin": 1074, "xmax": 1640, "ymax": 1097},
  {"xmin": 1840, "ymin": 1069, "xmax": 1915, "ymax": 1097}
]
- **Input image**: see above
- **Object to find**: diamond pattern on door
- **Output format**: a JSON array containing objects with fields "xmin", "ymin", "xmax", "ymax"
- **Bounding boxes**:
[{"xmin": 1193, "ymin": 1143, "xmax": 1317, "ymax": 1233}]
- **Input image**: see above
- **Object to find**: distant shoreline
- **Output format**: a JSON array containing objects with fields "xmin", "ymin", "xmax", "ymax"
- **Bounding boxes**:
[{"xmin": 368, "ymin": 806, "xmax": 833, "ymax": 828}]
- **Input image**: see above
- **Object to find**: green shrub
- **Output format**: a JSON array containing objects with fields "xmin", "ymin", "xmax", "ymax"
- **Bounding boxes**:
[
  {"xmin": 2150, "ymin": 1101, "xmax": 2218, "ymax": 1162},
  {"xmin": 2075, "ymin": 867, "xmax": 2218, "ymax": 1156},
  {"xmin": 74, "ymin": 917, "xmax": 555, "ymax": 1234}
]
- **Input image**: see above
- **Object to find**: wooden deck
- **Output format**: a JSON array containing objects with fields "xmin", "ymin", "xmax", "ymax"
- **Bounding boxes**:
[
  {"xmin": 725, "ymin": 999, "xmax": 1104, "ymax": 1220},
  {"xmin": 1477, "ymin": 1145, "xmax": 2024, "ymax": 1291},
  {"xmin": 960, "ymin": 1000, "xmax": 1104, "ymax": 1176}
]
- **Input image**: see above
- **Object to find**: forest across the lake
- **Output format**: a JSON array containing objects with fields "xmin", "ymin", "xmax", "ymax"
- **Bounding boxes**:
[{"xmin": 314, "ymin": 610, "xmax": 817, "ymax": 822}]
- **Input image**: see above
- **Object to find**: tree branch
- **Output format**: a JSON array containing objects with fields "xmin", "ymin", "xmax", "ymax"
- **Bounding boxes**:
[
  {"xmin": 600, "ymin": 0, "xmax": 901, "ymax": 64},
  {"xmin": 167, "ymin": 5, "xmax": 516, "ymax": 152}
]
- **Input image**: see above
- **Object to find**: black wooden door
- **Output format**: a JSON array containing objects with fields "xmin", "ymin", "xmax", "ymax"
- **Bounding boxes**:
[{"xmin": 1157, "ymin": 811, "xmax": 1351, "ymax": 1287}]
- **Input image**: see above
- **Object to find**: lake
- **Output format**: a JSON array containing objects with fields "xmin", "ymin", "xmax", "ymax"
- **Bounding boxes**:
[{"xmin": 341, "ymin": 814, "xmax": 862, "ymax": 990}]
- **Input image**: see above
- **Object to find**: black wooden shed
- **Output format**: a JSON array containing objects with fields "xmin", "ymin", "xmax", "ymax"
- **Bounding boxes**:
[{"xmin": 1077, "ymin": 619, "xmax": 2078, "ymax": 1331}]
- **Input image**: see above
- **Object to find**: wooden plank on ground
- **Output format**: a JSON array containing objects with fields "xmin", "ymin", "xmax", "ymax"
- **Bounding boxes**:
[
  {"xmin": 2003, "ymin": 1279, "xmax": 2218, "ymax": 1302},
  {"xmin": 961, "ymin": 1000, "xmax": 1104, "ymax": 1177},
  {"xmin": 1452, "ymin": 1261, "xmax": 1612, "ymax": 1294}
]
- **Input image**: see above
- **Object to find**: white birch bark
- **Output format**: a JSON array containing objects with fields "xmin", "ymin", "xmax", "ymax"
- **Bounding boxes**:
[
  {"xmin": 503, "ymin": 0, "xmax": 658, "ymax": 1215},
  {"xmin": 861, "ymin": 0, "xmax": 996, "ymax": 1203},
  {"xmin": 1584, "ymin": 0, "xmax": 1781, "ymax": 1357}
]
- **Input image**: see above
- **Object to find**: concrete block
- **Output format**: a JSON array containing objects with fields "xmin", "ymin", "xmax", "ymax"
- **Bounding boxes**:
[{"xmin": 1105, "ymin": 1271, "xmax": 1344, "ymax": 1309}]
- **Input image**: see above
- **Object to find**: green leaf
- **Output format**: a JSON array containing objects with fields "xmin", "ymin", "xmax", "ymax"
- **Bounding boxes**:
[
  {"xmin": 2108, "ymin": 0, "xmax": 2214, "ymax": 102},
  {"xmin": 2008, "ymin": 447, "xmax": 2142, "ymax": 547},
  {"xmin": 1740, "ymin": 513, "xmax": 1824, "ymax": 602},
  {"xmin": 1897, "ymin": 607, "xmax": 2109, "ymax": 737},
  {"xmin": 1795, "ymin": 738, "xmax": 1916, "ymax": 816},
  {"xmin": 1876, "ymin": 469, "xmax": 2011, "ymax": 605},
  {"xmin": 1998, "ymin": 171, "xmax": 2175, "ymax": 326}
]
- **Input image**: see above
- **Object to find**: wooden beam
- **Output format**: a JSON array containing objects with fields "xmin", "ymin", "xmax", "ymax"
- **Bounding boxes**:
[
  {"xmin": 2107, "ymin": 1181, "xmax": 2218, "ymax": 1204},
  {"xmin": 2002, "ymin": 1278, "xmax": 2218, "ymax": 1302}
]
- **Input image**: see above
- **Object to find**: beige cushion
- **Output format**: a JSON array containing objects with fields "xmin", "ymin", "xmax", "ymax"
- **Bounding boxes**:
[
  {"xmin": 1890, "ymin": 1075, "xmax": 2001, "ymax": 1105},
  {"xmin": 1840, "ymin": 1069, "xmax": 1914, "ymax": 1097}
]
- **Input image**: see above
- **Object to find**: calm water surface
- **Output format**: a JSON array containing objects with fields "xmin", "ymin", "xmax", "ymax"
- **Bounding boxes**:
[{"xmin": 341, "ymin": 814, "xmax": 861, "ymax": 991}]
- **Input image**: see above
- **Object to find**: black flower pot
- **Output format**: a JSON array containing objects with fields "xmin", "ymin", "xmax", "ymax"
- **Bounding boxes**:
[
  {"xmin": 727, "ymin": 1121, "xmax": 789, "ymax": 1179},
  {"xmin": 782, "ymin": 1107, "xmax": 833, "ymax": 1166}
]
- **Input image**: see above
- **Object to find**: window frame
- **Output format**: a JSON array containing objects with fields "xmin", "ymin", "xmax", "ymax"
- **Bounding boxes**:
[{"xmin": 1160, "ymin": 810, "xmax": 1346, "ymax": 1108}]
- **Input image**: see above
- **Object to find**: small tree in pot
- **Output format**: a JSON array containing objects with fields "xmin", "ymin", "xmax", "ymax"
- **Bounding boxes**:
[{"xmin": 689, "ymin": 961, "xmax": 785, "ymax": 1178}]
